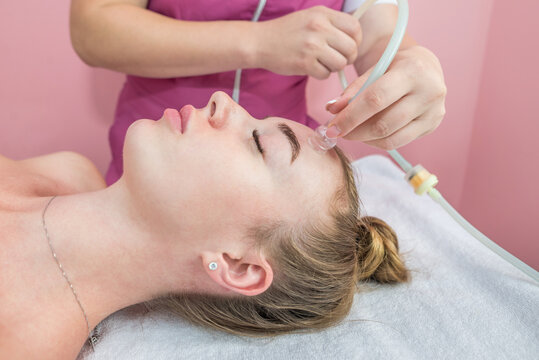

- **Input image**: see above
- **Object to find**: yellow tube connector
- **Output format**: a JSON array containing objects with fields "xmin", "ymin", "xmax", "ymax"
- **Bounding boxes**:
[{"xmin": 405, "ymin": 165, "xmax": 439, "ymax": 195}]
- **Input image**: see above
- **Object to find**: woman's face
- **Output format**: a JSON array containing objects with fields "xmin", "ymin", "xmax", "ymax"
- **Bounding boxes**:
[{"xmin": 123, "ymin": 91, "xmax": 343, "ymax": 245}]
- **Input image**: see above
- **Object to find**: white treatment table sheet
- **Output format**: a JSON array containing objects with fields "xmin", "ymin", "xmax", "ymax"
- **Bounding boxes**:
[{"xmin": 79, "ymin": 155, "xmax": 539, "ymax": 360}]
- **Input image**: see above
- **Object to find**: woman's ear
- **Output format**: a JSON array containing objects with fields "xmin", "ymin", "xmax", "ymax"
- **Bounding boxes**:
[{"xmin": 201, "ymin": 251, "xmax": 273, "ymax": 296}]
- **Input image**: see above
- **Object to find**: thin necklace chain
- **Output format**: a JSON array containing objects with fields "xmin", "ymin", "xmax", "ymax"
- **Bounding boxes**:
[{"xmin": 42, "ymin": 196, "xmax": 97, "ymax": 350}]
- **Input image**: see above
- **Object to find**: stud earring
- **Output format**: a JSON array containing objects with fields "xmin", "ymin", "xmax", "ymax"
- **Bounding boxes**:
[{"xmin": 208, "ymin": 262, "xmax": 218, "ymax": 271}]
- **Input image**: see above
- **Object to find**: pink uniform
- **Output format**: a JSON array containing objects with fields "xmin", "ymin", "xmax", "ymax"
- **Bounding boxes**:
[{"xmin": 107, "ymin": 0, "xmax": 344, "ymax": 184}]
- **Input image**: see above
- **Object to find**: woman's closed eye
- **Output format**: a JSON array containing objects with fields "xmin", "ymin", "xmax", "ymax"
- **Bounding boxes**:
[{"xmin": 252, "ymin": 129, "xmax": 264, "ymax": 155}]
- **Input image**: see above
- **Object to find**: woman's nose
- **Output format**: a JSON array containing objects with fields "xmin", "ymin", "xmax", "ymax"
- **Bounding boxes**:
[{"xmin": 206, "ymin": 91, "xmax": 237, "ymax": 129}]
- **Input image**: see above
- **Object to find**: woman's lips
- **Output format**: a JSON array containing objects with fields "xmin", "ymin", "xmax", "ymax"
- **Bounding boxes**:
[
  {"xmin": 179, "ymin": 105, "xmax": 194, "ymax": 133},
  {"xmin": 163, "ymin": 108, "xmax": 182, "ymax": 133}
]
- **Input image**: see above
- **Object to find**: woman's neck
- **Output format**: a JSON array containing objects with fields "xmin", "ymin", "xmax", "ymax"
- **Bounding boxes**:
[{"xmin": 20, "ymin": 179, "xmax": 203, "ymax": 331}]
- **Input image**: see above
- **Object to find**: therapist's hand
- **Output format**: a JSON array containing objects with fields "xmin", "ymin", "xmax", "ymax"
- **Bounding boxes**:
[
  {"xmin": 326, "ymin": 45, "xmax": 447, "ymax": 150},
  {"xmin": 254, "ymin": 6, "xmax": 363, "ymax": 80}
]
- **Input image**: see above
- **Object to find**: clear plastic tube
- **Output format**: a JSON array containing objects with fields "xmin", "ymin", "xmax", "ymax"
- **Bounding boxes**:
[
  {"xmin": 348, "ymin": 0, "xmax": 409, "ymax": 103},
  {"xmin": 428, "ymin": 189, "xmax": 539, "ymax": 282}
]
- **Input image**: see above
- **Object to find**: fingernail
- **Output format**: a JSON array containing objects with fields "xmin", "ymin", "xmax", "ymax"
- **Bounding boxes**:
[
  {"xmin": 325, "ymin": 98, "xmax": 338, "ymax": 110},
  {"xmin": 326, "ymin": 124, "xmax": 341, "ymax": 139}
]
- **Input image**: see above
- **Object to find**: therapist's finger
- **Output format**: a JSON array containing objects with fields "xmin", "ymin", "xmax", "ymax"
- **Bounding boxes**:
[
  {"xmin": 343, "ymin": 95, "xmax": 428, "ymax": 142},
  {"xmin": 326, "ymin": 21, "xmax": 361, "ymax": 64},
  {"xmin": 328, "ymin": 11, "xmax": 363, "ymax": 46},
  {"xmin": 329, "ymin": 68, "xmax": 413, "ymax": 137},
  {"xmin": 318, "ymin": 45, "xmax": 349, "ymax": 72},
  {"xmin": 363, "ymin": 107, "xmax": 444, "ymax": 150},
  {"xmin": 311, "ymin": 60, "xmax": 332, "ymax": 80}
]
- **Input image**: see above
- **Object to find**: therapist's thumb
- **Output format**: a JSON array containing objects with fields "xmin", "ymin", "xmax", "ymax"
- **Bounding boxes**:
[{"xmin": 325, "ymin": 65, "xmax": 374, "ymax": 115}]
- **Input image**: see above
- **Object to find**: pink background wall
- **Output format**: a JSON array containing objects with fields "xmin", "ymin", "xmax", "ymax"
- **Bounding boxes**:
[
  {"xmin": 459, "ymin": 0, "xmax": 539, "ymax": 268},
  {"xmin": 0, "ymin": 1, "xmax": 537, "ymax": 268}
]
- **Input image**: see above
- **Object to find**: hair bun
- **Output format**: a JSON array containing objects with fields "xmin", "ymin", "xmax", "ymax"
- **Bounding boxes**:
[{"xmin": 355, "ymin": 216, "xmax": 409, "ymax": 284}]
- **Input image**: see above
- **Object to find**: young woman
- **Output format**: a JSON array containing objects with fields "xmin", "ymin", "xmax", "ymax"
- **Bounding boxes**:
[{"xmin": 0, "ymin": 92, "xmax": 407, "ymax": 359}]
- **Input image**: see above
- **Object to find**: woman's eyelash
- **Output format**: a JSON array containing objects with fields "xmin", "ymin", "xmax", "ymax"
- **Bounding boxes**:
[{"xmin": 252, "ymin": 129, "xmax": 264, "ymax": 155}]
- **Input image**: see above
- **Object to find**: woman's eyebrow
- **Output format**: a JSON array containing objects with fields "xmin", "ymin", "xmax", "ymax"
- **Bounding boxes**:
[{"xmin": 277, "ymin": 123, "xmax": 301, "ymax": 164}]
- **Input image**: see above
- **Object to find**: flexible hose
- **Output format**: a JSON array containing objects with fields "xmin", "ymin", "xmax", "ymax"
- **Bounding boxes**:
[
  {"xmin": 428, "ymin": 189, "xmax": 539, "ymax": 282},
  {"xmin": 338, "ymin": 0, "xmax": 410, "ymax": 171},
  {"xmin": 342, "ymin": 0, "xmax": 408, "ymax": 103}
]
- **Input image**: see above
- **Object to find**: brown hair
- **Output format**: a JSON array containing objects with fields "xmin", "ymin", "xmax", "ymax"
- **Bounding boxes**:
[{"xmin": 148, "ymin": 146, "xmax": 408, "ymax": 336}]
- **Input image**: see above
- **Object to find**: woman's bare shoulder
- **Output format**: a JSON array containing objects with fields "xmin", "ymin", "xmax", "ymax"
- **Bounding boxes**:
[{"xmin": 0, "ymin": 151, "xmax": 107, "ymax": 198}]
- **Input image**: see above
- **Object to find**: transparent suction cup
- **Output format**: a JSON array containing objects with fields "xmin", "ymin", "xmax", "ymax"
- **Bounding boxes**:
[{"xmin": 308, "ymin": 124, "xmax": 338, "ymax": 151}]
